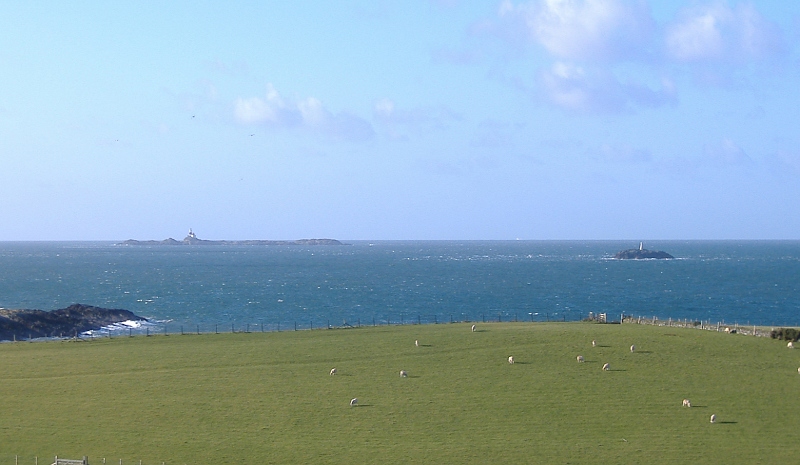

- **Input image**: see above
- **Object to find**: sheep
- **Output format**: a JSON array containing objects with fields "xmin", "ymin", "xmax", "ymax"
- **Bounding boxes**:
[
  {"xmin": 508, "ymin": 356, "xmax": 515, "ymax": 364},
  {"xmin": 788, "ymin": 341, "xmax": 795, "ymax": 349},
  {"xmin": 471, "ymin": 324, "xmax": 476, "ymax": 332},
  {"xmin": 330, "ymin": 368, "xmax": 337, "ymax": 376},
  {"xmin": 710, "ymin": 414, "xmax": 716, "ymax": 423},
  {"xmin": 797, "ymin": 367, "xmax": 800, "ymax": 375},
  {"xmin": 602, "ymin": 363, "xmax": 610, "ymax": 371},
  {"xmin": 682, "ymin": 399, "xmax": 691, "ymax": 408},
  {"xmin": 350, "ymin": 398, "xmax": 358, "ymax": 407},
  {"xmin": 630, "ymin": 344, "xmax": 636, "ymax": 353},
  {"xmin": 400, "ymin": 370, "xmax": 408, "ymax": 377},
  {"xmin": 576, "ymin": 355, "xmax": 584, "ymax": 363},
  {"xmin": 591, "ymin": 340, "xmax": 596, "ymax": 347},
  {"xmin": 415, "ymin": 339, "xmax": 419, "ymax": 347}
]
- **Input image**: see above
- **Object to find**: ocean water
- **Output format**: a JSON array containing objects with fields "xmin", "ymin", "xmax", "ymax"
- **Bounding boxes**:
[{"xmin": 0, "ymin": 241, "xmax": 798, "ymax": 333}]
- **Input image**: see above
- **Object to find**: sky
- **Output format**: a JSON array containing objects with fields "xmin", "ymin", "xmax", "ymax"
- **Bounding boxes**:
[{"xmin": 1, "ymin": 1, "xmax": 799, "ymax": 241}]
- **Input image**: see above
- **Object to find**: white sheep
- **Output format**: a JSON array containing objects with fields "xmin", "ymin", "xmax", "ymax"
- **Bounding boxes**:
[
  {"xmin": 682, "ymin": 399, "xmax": 691, "ymax": 408},
  {"xmin": 602, "ymin": 363, "xmax": 610, "ymax": 371},
  {"xmin": 415, "ymin": 339, "xmax": 419, "ymax": 347},
  {"xmin": 508, "ymin": 356, "xmax": 515, "ymax": 364},
  {"xmin": 400, "ymin": 370, "xmax": 408, "ymax": 377},
  {"xmin": 471, "ymin": 324, "xmax": 476, "ymax": 332},
  {"xmin": 797, "ymin": 367, "xmax": 800, "ymax": 374},
  {"xmin": 330, "ymin": 368, "xmax": 337, "ymax": 376},
  {"xmin": 591, "ymin": 340, "xmax": 596, "ymax": 347},
  {"xmin": 788, "ymin": 341, "xmax": 795, "ymax": 349},
  {"xmin": 350, "ymin": 398, "xmax": 358, "ymax": 407},
  {"xmin": 710, "ymin": 414, "xmax": 716, "ymax": 423},
  {"xmin": 576, "ymin": 355, "xmax": 584, "ymax": 363},
  {"xmin": 630, "ymin": 344, "xmax": 636, "ymax": 353}
]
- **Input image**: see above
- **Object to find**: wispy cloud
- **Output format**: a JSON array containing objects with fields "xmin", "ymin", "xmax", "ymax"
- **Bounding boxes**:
[
  {"xmin": 497, "ymin": 0, "xmax": 656, "ymax": 63},
  {"xmin": 540, "ymin": 61, "xmax": 675, "ymax": 112},
  {"xmin": 665, "ymin": 2, "xmax": 784, "ymax": 63},
  {"xmin": 479, "ymin": 1, "xmax": 789, "ymax": 112},
  {"xmin": 234, "ymin": 84, "xmax": 374, "ymax": 142},
  {"xmin": 373, "ymin": 98, "xmax": 459, "ymax": 140}
]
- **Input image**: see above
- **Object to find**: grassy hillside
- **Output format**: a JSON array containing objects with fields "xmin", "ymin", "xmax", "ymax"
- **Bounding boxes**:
[{"xmin": 1, "ymin": 322, "xmax": 798, "ymax": 464}]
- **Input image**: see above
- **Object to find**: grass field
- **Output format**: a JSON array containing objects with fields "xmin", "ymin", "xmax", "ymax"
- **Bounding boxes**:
[{"xmin": 1, "ymin": 322, "xmax": 798, "ymax": 464}]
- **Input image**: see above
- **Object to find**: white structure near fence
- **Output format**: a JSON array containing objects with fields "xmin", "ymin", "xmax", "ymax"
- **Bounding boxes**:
[{"xmin": 51, "ymin": 458, "xmax": 88, "ymax": 465}]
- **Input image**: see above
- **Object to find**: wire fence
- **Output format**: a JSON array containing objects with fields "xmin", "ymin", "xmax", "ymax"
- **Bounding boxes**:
[
  {"xmin": 4, "ymin": 311, "xmax": 794, "ymax": 344},
  {"xmin": 0, "ymin": 456, "xmax": 167, "ymax": 465}
]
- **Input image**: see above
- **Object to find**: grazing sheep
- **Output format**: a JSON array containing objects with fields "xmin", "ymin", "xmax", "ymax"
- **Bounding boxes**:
[
  {"xmin": 471, "ymin": 324, "xmax": 476, "ymax": 332},
  {"xmin": 576, "ymin": 355, "xmax": 584, "ymax": 363},
  {"xmin": 788, "ymin": 341, "xmax": 795, "ymax": 349},
  {"xmin": 797, "ymin": 367, "xmax": 800, "ymax": 375},
  {"xmin": 400, "ymin": 370, "xmax": 408, "ymax": 377},
  {"xmin": 630, "ymin": 344, "xmax": 636, "ymax": 353},
  {"xmin": 602, "ymin": 363, "xmax": 610, "ymax": 371},
  {"xmin": 350, "ymin": 398, "xmax": 358, "ymax": 407},
  {"xmin": 591, "ymin": 340, "xmax": 596, "ymax": 347},
  {"xmin": 508, "ymin": 356, "xmax": 515, "ymax": 364},
  {"xmin": 710, "ymin": 414, "xmax": 716, "ymax": 423},
  {"xmin": 682, "ymin": 399, "xmax": 691, "ymax": 408},
  {"xmin": 415, "ymin": 340, "xmax": 419, "ymax": 347},
  {"xmin": 330, "ymin": 368, "xmax": 337, "ymax": 376}
]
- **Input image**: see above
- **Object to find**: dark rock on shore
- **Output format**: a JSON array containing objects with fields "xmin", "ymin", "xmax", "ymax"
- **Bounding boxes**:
[
  {"xmin": 120, "ymin": 231, "xmax": 344, "ymax": 246},
  {"xmin": 0, "ymin": 304, "xmax": 145, "ymax": 341}
]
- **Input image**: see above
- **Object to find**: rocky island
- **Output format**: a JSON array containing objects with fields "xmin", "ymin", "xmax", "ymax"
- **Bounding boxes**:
[
  {"xmin": 614, "ymin": 243, "xmax": 674, "ymax": 260},
  {"xmin": 0, "ymin": 303, "xmax": 146, "ymax": 341},
  {"xmin": 119, "ymin": 230, "xmax": 344, "ymax": 246}
]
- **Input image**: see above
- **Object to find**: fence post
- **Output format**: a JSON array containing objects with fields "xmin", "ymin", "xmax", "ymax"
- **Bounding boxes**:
[
  {"xmin": 215, "ymin": 324, "xmax": 218, "ymax": 334},
  {"xmin": 247, "ymin": 323, "xmax": 250, "ymax": 333},
  {"xmin": 232, "ymin": 323, "xmax": 235, "ymax": 333},
  {"xmin": 418, "ymin": 314, "xmax": 421, "ymax": 325},
  {"xmin": 181, "ymin": 325, "xmax": 184, "ymax": 335},
  {"xmin": 434, "ymin": 315, "xmax": 437, "ymax": 324},
  {"xmin": 499, "ymin": 314, "xmax": 502, "ymax": 323},
  {"xmin": 295, "ymin": 321, "xmax": 297, "ymax": 331}
]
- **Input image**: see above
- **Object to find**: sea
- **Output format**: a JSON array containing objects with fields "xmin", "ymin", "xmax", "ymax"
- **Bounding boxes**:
[{"xmin": 0, "ymin": 241, "xmax": 798, "ymax": 335}]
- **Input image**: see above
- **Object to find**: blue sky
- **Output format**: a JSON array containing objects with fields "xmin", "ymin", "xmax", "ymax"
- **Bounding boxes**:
[{"xmin": 1, "ymin": 1, "xmax": 799, "ymax": 240}]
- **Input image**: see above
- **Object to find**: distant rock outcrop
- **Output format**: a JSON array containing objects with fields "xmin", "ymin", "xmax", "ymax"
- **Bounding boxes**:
[
  {"xmin": 0, "ymin": 304, "xmax": 145, "ymax": 341},
  {"xmin": 120, "ymin": 230, "xmax": 344, "ymax": 246},
  {"xmin": 614, "ymin": 243, "xmax": 674, "ymax": 260}
]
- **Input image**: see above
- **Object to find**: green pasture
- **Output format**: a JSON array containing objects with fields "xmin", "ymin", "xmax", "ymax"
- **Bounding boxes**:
[{"xmin": 0, "ymin": 322, "xmax": 798, "ymax": 464}]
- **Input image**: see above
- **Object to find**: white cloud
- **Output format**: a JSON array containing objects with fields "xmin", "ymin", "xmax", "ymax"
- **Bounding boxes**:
[
  {"xmin": 702, "ymin": 138, "xmax": 753, "ymax": 166},
  {"xmin": 373, "ymin": 98, "xmax": 459, "ymax": 140},
  {"xmin": 498, "ymin": 0, "xmax": 656, "ymax": 62},
  {"xmin": 234, "ymin": 84, "xmax": 373, "ymax": 142},
  {"xmin": 540, "ymin": 61, "xmax": 675, "ymax": 112},
  {"xmin": 666, "ymin": 2, "xmax": 784, "ymax": 63},
  {"xmin": 594, "ymin": 143, "xmax": 652, "ymax": 163}
]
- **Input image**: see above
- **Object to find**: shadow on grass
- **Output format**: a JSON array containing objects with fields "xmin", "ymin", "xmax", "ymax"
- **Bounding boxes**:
[
  {"xmin": 420, "ymin": 344, "xmax": 433, "ymax": 347},
  {"xmin": 608, "ymin": 369, "xmax": 627, "ymax": 372},
  {"xmin": 596, "ymin": 345, "xmax": 612, "ymax": 348},
  {"xmin": 719, "ymin": 421, "xmax": 737, "ymax": 424}
]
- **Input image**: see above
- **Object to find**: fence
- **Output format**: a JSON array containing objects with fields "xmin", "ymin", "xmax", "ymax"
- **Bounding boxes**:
[
  {"xmin": 622, "ymin": 314, "xmax": 778, "ymax": 337},
  {"xmin": 0, "ymin": 457, "xmax": 166, "ymax": 465},
  {"xmin": 5, "ymin": 311, "xmax": 792, "ymax": 343}
]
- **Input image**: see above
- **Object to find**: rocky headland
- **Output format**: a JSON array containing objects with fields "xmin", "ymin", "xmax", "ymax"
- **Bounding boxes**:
[
  {"xmin": 0, "ymin": 303, "xmax": 145, "ymax": 341},
  {"xmin": 120, "ymin": 230, "xmax": 344, "ymax": 246}
]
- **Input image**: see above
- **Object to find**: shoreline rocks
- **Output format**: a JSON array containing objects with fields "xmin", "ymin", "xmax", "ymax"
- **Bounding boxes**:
[{"xmin": 0, "ymin": 303, "xmax": 145, "ymax": 341}]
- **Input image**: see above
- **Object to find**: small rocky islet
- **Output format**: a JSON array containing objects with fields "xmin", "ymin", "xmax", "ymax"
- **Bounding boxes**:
[
  {"xmin": 613, "ymin": 243, "xmax": 674, "ymax": 260},
  {"xmin": 119, "ymin": 229, "xmax": 344, "ymax": 246}
]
